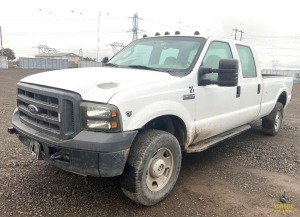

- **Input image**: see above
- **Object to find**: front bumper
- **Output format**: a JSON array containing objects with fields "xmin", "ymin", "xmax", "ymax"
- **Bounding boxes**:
[{"xmin": 11, "ymin": 109, "xmax": 137, "ymax": 177}]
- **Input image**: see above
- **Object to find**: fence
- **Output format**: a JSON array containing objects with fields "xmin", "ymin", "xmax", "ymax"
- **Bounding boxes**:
[
  {"xmin": 262, "ymin": 69, "xmax": 300, "ymax": 84},
  {"xmin": 0, "ymin": 56, "xmax": 8, "ymax": 68},
  {"xmin": 19, "ymin": 57, "xmax": 68, "ymax": 69},
  {"xmin": 78, "ymin": 60, "xmax": 102, "ymax": 68}
]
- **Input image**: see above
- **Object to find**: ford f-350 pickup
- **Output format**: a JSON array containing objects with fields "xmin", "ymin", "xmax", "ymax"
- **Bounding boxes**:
[{"xmin": 8, "ymin": 33, "xmax": 293, "ymax": 205}]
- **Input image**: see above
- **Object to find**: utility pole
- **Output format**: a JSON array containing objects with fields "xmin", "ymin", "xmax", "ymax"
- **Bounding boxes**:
[
  {"xmin": 129, "ymin": 13, "xmax": 144, "ymax": 41},
  {"xmin": 0, "ymin": 26, "xmax": 3, "ymax": 56},
  {"xmin": 232, "ymin": 28, "xmax": 238, "ymax": 40},
  {"xmin": 239, "ymin": 30, "xmax": 244, "ymax": 41},
  {"xmin": 97, "ymin": 11, "xmax": 102, "ymax": 62},
  {"xmin": 232, "ymin": 28, "xmax": 244, "ymax": 41}
]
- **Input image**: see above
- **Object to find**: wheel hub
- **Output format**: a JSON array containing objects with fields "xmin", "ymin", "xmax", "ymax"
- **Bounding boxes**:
[
  {"xmin": 146, "ymin": 148, "xmax": 174, "ymax": 192},
  {"xmin": 274, "ymin": 111, "xmax": 282, "ymax": 131},
  {"xmin": 150, "ymin": 159, "xmax": 166, "ymax": 178}
]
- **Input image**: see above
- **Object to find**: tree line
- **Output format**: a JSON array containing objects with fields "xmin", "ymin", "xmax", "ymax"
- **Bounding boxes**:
[{"xmin": 0, "ymin": 48, "xmax": 16, "ymax": 60}]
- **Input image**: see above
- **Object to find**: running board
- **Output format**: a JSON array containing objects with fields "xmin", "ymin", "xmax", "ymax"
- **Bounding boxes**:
[{"xmin": 186, "ymin": 125, "xmax": 251, "ymax": 153}]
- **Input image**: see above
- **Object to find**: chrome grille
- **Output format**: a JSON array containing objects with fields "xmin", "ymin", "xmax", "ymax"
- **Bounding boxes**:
[{"xmin": 17, "ymin": 83, "xmax": 81, "ymax": 140}]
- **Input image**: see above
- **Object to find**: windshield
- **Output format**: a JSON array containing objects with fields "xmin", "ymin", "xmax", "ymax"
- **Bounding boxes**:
[{"xmin": 107, "ymin": 36, "xmax": 205, "ymax": 76}]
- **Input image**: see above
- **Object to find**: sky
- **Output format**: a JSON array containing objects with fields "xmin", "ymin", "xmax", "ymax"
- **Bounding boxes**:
[{"xmin": 0, "ymin": 0, "xmax": 300, "ymax": 69}]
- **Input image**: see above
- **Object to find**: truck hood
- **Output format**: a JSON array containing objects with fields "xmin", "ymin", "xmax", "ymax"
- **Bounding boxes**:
[{"xmin": 21, "ymin": 67, "xmax": 175, "ymax": 103}]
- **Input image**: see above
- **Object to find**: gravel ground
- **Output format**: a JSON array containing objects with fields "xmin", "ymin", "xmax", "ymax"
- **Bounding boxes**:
[{"xmin": 0, "ymin": 68, "xmax": 299, "ymax": 217}]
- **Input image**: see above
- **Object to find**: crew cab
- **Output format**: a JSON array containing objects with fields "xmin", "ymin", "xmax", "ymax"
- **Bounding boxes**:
[{"xmin": 9, "ymin": 33, "xmax": 293, "ymax": 206}]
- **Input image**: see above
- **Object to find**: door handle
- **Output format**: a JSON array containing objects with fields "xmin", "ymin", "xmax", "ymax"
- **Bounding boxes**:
[
  {"xmin": 257, "ymin": 84, "xmax": 261, "ymax": 94},
  {"xmin": 236, "ymin": 86, "xmax": 241, "ymax": 98}
]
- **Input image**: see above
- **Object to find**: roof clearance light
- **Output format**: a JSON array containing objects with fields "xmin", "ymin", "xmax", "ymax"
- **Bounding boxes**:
[
  {"xmin": 143, "ymin": 34, "xmax": 148, "ymax": 38},
  {"xmin": 175, "ymin": 31, "xmax": 180, "ymax": 35},
  {"xmin": 194, "ymin": 31, "xmax": 200, "ymax": 35},
  {"xmin": 155, "ymin": 32, "xmax": 160, "ymax": 36},
  {"xmin": 164, "ymin": 31, "xmax": 170, "ymax": 35}
]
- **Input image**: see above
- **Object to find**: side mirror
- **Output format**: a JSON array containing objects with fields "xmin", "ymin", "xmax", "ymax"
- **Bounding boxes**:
[
  {"xmin": 198, "ymin": 59, "xmax": 238, "ymax": 87},
  {"xmin": 198, "ymin": 67, "xmax": 215, "ymax": 86},
  {"xmin": 101, "ymin": 57, "xmax": 109, "ymax": 64},
  {"xmin": 218, "ymin": 59, "xmax": 238, "ymax": 87}
]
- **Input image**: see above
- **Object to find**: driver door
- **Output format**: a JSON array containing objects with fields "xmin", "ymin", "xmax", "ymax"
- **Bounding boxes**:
[{"xmin": 193, "ymin": 40, "xmax": 241, "ymax": 143}]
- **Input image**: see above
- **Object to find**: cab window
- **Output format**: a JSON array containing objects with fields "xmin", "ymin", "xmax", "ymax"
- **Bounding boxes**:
[
  {"xmin": 236, "ymin": 45, "xmax": 257, "ymax": 78},
  {"xmin": 202, "ymin": 41, "xmax": 233, "ymax": 81}
]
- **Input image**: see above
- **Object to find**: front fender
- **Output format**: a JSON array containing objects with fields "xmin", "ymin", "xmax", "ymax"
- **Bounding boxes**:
[
  {"xmin": 126, "ymin": 100, "xmax": 192, "ymax": 130},
  {"xmin": 121, "ymin": 100, "xmax": 195, "ymax": 146}
]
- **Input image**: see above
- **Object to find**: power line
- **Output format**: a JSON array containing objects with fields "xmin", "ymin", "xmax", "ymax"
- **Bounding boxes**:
[
  {"xmin": 1, "ymin": 17, "xmax": 127, "ymax": 22},
  {"xmin": 142, "ymin": 19, "xmax": 194, "ymax": 33},
  {"xmin": 5, "ymin": 30, "xmax": 128, "ymax": 35},
  {"xmin": 245, "ymin": 35, "xmax": 300, "ymax": 39}
]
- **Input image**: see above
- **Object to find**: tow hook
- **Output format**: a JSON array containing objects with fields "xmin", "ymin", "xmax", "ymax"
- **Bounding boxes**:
[
  {"xmin": 50, "ymin": 151, "xmax": 64, "ymax": 160},
  {"xmin": 50, "ymin": 150, "xmax": 70, "ymax": 162},
  {"xmin": 8, "ymin": 127, "xmax": 16, "ymax": 134}
]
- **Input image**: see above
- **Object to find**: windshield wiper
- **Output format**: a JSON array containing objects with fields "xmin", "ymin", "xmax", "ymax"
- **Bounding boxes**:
[
  {"xmin": 127, "ymin": 65, "xmax": 161, "ymax": 72},
  {"xmin": 127, "ymin": 65, "xmax": 181, "ymax": 76},
  {"xmin": 103, "ymin": 63, "xmax": 119, "ymax": 67}
]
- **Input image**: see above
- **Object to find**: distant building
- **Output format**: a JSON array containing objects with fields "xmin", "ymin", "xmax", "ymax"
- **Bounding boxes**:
[
  {"xmin": 0, "ymin": 56, "xmax": 8, "ymax": 68},
  {"xmin": 35, "ymin": 53, "xmax": 80, "ymax": 67}
]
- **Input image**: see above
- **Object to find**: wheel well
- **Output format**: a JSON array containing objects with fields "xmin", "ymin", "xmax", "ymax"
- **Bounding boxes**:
[
  {"xmin": 142, "ymin": 115, "xmax": 187, "ymax": 149},
  {"xmin": 277, "ymin": 92, "xmax": 287, "ymax": 108}
]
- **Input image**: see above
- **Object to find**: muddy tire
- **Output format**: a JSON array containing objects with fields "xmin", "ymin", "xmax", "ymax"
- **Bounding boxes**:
[
  {"xmin": 120, "ymin": 129, "xmax": 181, "ymax": 206},
  {"xmin": 262, "ymin": 102, "xmax": 283, "ymax": 136}
]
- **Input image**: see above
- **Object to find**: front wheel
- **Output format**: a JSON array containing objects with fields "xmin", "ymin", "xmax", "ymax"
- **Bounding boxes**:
[
  {"xmin": 262, "ymin": 102, "xmax": 284, "ymax": 136},
  {"xmin": 120, "ymin": 129, "xmax": 182, "ymax": 206}
]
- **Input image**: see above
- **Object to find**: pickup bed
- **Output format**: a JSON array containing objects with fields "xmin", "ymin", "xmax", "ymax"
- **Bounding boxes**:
[{"xmin": 9, "ymin": 34, "xmax": 293, "ymax": 206}]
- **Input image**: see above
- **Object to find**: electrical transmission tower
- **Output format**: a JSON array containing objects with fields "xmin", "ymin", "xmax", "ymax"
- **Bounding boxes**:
[
  {"xmin": 272, "ymin": 60, "xmax": 279, "ymax": 71},
  {"xmin": 33, "ymin": 45, "xmax": 58, "ymax": 53},
  {"xmin": 232, "ymin": 28, "xmax": 244, "ymax": 41},
  {"xmin": 79, "ymin": 48, "xmax": 83, "ymax": 60},
  {"xmin": 108, "ymin": 42, "xmax": 125, "ymax": 54},
  {"xmin": 128, "ymin": 13, "xmax": 144, "ymax": 41}
]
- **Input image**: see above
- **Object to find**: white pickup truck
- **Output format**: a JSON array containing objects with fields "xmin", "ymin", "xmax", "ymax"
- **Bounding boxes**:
[{"xmin": 9, "ymin": 33, "xmax": 293, "ymax": 206}]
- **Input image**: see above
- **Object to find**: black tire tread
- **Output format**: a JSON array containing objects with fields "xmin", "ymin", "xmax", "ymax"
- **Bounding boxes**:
[
  {"xmin": 120, "ymin": 129, "xmax": 181, "ymax": 206},
  {"xmin": 262, "ymin": 102, "xmax": 283, "ymax": 136}
]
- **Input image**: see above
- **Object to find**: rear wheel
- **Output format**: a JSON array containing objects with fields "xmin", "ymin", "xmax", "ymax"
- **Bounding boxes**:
[
  {"xmin": 120, "ymin": 129, "xmax": 181, "ymax": 206},
  {"xmin": 262, "ymin": 102, "xmax": 283, "ymax": 136}
]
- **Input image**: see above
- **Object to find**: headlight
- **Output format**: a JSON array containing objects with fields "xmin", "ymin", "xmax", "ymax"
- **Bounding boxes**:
[{"xmin": 81, "ymin": 102, "xmax": 122, "ymax": 132}]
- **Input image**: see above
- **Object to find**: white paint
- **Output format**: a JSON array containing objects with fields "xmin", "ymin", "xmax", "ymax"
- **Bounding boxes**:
[
  {"xmin": 21, "ymin": 66, "xmax": 176, "ymax": 103},
  {"xmin": 20, "ymin": 36, "xmax": 294, "ymax": 147}
]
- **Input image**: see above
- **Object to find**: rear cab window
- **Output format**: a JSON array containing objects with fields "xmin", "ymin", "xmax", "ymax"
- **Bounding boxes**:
[{"xmin": 235, "ymin": 45, "xmax": 257, "ymax": 78}]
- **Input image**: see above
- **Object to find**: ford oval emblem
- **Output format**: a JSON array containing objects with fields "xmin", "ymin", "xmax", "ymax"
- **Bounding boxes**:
[{"xmin": 28, "ymin": 104, "xmax": 39, "ymax": 114}]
